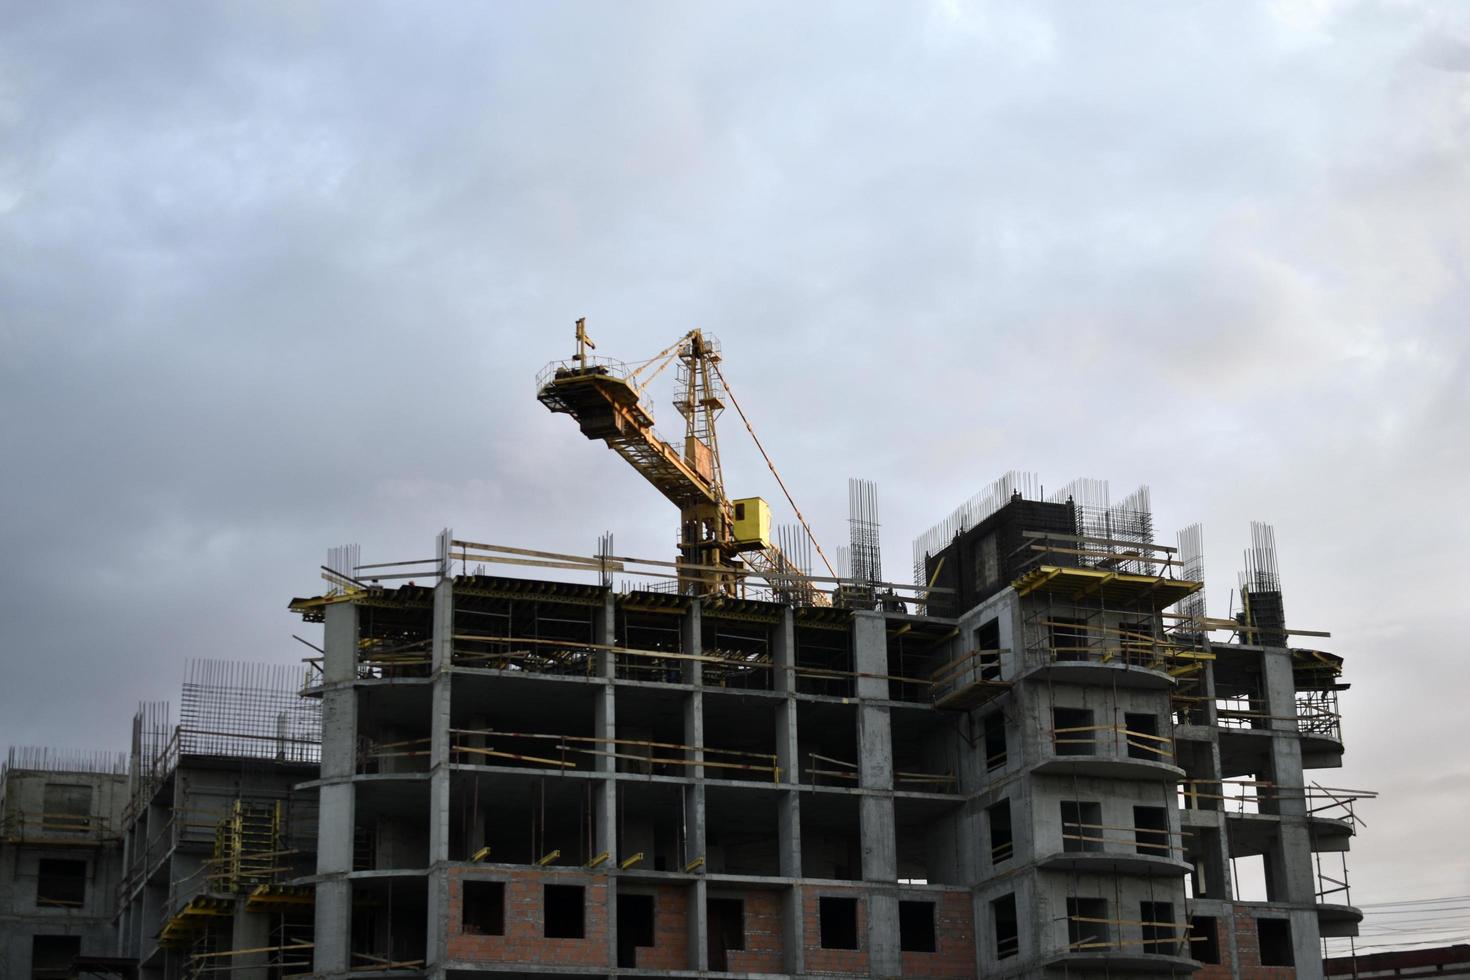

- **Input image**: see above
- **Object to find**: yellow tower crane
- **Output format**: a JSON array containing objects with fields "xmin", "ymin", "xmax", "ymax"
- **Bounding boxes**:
[{"xmin": 536, "ymin": 319, "xmax": 833, "ymax": 602}]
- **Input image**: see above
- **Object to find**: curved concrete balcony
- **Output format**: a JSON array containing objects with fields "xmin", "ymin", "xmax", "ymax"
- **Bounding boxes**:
[
  {"xmin": 1034, "ymin": 755, "xmax": 1185, "ymax": 781},
  {"xmin": 1300, "ymin": 728, "xmax": 1346, "ymax": 769},
  {"xmin": 1318, "ymin": 902, "xmax": 1364, "ymax": 938},
  {"xmin": 1043, "ymin": 949, "xmax": 1200, "ymax": 973},
  {"xmin": 1037, "ymin": 849, "xmax": 1192, "ymax": 877},
  {"xmin": 1307, "ymin": 813, "xmax": 1355, "ymax": 852},
  {"xmin": 1022, "ymin": 657, "xmax": 1176, "ymax": 690}
]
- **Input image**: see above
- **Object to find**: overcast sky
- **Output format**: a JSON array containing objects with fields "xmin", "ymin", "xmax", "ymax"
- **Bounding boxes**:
[{"xmin": 3, "ymin": 0, "xmax": 1468, "ymax": 953}]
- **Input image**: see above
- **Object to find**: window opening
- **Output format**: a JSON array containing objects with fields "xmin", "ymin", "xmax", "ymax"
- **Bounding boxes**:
[
  {"xmin": 544, "ymin": 884, "xmax": 585, "ymax": 939},
  {"xmin": 1053, "ymin": 707, "xmax": 1095, "ymax": 756},
  {"xmin": 36, "ymin": 859, "xmax": 86, "ymax": 908},
  {"xmin": 1066, "ymin": 897, "xmax": 1109, "ymax": 950},
  {"xmin": 462, "ymin": 880, "xmax": 505, "ymax": 935},
  {"xmin": 1257, "ymin": 917, "xmax": 1293, "ymax": 966},
  {"xmin": 899, "ymin": 900, "xmax": 936, "ymax": 953},
  {"xmin": 1134, "ymin": 806, "xmax": 1170, "ymax": 857},
  {"xmin": 987, "ymin": 799, "xmax": 1013, "ymax": 865},
  {"xmin": 1061, "ymin": 801, "xmax": 1103, "ymax": 852},
  {"xmin": 819, "ymin": 896, "xmax": 859, "ymax": 949},
  {"xmin": 1125, "ymin": 712, "xmax": 1161, "ymax": 760},
  {"xmin": 983, "ymin": 711, "xmax": 1007, "ymax": 770},
  {"xmin": 992, "ymin": 893, "xmax": 1018, "ymax": 960},
  {"xmin": 1141, "ymin": 901, "xmax": 1175, "ymax": 953},
  {"xmin": 1190, "ymin": 916, "xmax": 1220, "ymax": 963},
  {"xmin": 618, "ymin": 893, "xmax": 655, "ymax": 968}
]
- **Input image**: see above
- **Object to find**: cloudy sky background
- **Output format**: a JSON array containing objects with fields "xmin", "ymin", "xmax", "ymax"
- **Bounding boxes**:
[{"xmin": 3, "ymin": 0, "xmax": 1468, "ymax": 954}]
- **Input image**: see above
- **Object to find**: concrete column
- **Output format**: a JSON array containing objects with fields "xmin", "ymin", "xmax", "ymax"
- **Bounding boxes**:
[
  {"xmin": 853, "ymin": 612, "xmax": 889, "ymax": 700},
  {"xmin": 681, "ymin": 601, "xmax": 702, "ymax": 686},
  {"xmin": 314, "ymin": 602, "xmax": 358, "ymax": 977},
  {"xmin": 425, "ymin": 579, "xmax": 454, "ymax": 967},
  {"xmin": 595, "ymin": 592, "xmax": 616, "ymax": 679},
  {"xmin": 1289, "ymin": 907, "xmax": 1322, "ymax": 975},
  {"xmin": 867, "ymin": 889, "xmax": 903, "ymax": 979},
  {"xmin": 1260, "ymin": 648, "xmax": 1297, "ymax": 737},
  {"xmin": 230, "ymin": 902, "xmax": 271, "ymax": 980},
  {"xmin": 683, "ymin": 601, "xmax": 708, "ymax": 970},
  {"xmin": 853, "ymin": 612, "xmax": 899, "ymax": 976},
  {"xmin": 1262, "ymin": 650, "xmax": 1318, "ymax": 906},
  {"xmin": 593, "ymin": 595, "xmax": 619, "ymax": 969},
  {"xmin": 773, "ymin": 607, "xmax": 805, "ymax": 974}
]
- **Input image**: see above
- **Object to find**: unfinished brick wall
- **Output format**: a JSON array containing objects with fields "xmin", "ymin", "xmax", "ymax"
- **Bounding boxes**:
[
  {"xmin": 901, "ymin": 891, "xmax": 976, "ymax": 979},
  {"xmin": 804, "ymin": 888, "xmax": 869, "ymax": 975},
  {"xmin": 724, "ymin": 888, "xmax": 785, "ymax": 974},
  {"xmin": 446, "ymin": 867, "xmax": 609, "ymax": 968},
  {"xmin": 625, "ymin": 884, "xmax": 689, "ymax": 970},
  {"xmin": 1195, "ymin": 909, "xmax": 1300, "ymax": 980}
]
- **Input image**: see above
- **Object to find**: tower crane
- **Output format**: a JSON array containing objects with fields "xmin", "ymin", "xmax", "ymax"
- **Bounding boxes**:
[{"xmin": 536, "ymin": 320, "xmax": 832, "ymax": 602}]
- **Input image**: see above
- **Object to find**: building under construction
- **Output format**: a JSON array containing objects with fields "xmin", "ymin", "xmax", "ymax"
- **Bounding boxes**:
[{"xmin": 1, "ymin": 329, "xmax": 1368, "ymax": 979}]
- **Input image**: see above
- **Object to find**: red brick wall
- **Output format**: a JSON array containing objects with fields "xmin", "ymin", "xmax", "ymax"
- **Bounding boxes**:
[
  {"xmin": 447, "ymin": 867, "xmax": 609, "ymax": 968},
  {"xmin": 804, "ymin": 887, "xmax": 869, "ymax": 974},
  {"xmin": 901, "ymin": 891, "xmax": 976, "ymax": 979},
  {"xmin": 627, "ymin": 884, "xmax": 688, "ymax": 970},
  {"xmin": 726, "ymin": 889, "xmax": 785, "ymax": 974},
  {"xmin": 1194, "ymin": 909, "xmax": 1299, "ymax": 980}
]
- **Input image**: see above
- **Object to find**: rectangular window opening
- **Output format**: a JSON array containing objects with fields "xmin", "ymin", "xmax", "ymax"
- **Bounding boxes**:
[
  {"xmin": 1066, "ymin": 897, "xmax": 1110, "ymax": 950},
  {"xmin": 42, "ymin": 784, "xmax": 93, "ymax": 833},
  {"xmin": 1141, "ymin": 900, "xmax": 1176, "ymax": 954},
  {"xmin": 819, "ymin": 895, "xmax": 859, "ymax": 950},
  {"xmin": 1125, "ymin": 712, "xmax": 1162, "ymax": 760},
  {"xmin": 987, "ymin": 799, "xmax": 1013, "ymax": 865},
  {"xmin": 1060, "ymin": 801, "xmax": 1103, "ymax": 853},
  {"xmin": 975, "ymin": 618, "xmax": 1001, "ymax": 680},
  {"xmin": 1051, "ymin": 617, "xmax": 1089, "ymax": 661},
  {"xmin": 462, "ymin": 880, "xmax": 505, "ymax": 935},
  {"xmin": 978, "ymin": 534, "xmax": 999, "ymax": 587},
  {"xmin": 1118, "ymin": 620, "xmax": 1154, "ymax": 666},
  {"xmin": 36, "ymin": 859, "xmax": 86, "ymax": 908},
  {"xmin": 707, "ymin": 896, "xmax": 745, "ymax": 971},
  {"xmin": 1134, "ymin": 805, "xmax": 1170, "ymax": 858},
  {"xmin": 619, "ymin": 892, "xmax": 656, "ymax": 968},
  {"xmin": 1190, "ymin": 915, "xmax": 1220, "ymax": 964},
  {"xmin": 983, "ymin": 710, "xmax": 1007, "ymax": 771},
  {"xmin": 31, "ymin": 935, "xmax": 81, "ymax": 980},
  {"xmin": 1257, "ymin": 917, "xmax": 1294, "ymax": 967},
  {"xmin": 991, "ymin": 893, "xmax": 1018, "ymax": 960},
  {"xmin": 1053, "ymin": 707, "xmax": 1095, "ymax": 756},
  {"xmin": 899, "ymin": 900, "xmax": 936, "ymax": 953},
  {"xmin": 544, "ymin": 884, "xmax": 585, "ymax": 939}
]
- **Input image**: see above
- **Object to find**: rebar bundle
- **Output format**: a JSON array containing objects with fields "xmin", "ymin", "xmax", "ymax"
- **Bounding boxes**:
[
  {"xmin": 847, "ymin": 478, "xmax": 882, "ymax": 586},
  {"xmin": 912, "ymin": 470, "xmax": 1040, "ymax": 584},
  {"xmin": 2, "ymin": 746, "xmax": 128, "ymax": 777},
  {"xmin": 1176, "ymin": 523, "xmax": 1207, "ymax": 630},
  {"xmin": 1048, "ymin": 480, "xmax": 1156, "ymax": 575},
  {"xmin": 179, "ymin": 660, "xmax": 322, "ymax": 763}
]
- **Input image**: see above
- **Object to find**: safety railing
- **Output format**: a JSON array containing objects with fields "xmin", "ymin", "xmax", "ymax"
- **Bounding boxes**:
[
  {"xmin": 1, "ymin": 810, "xmax": 116, "ymax": 843},
  {"xmin": 1296, "ymin": 689, "xmax": 1343, "ymax": 742},
  {"xmin": 1060, "ymin": 912, "xmax": 1191, "ymax": 956},
  {"xmin": 448, "ymin": 727, "xmax": 782, "ymax": 782},
  {"xmin": 1059, "ymin": 819, "xmax": 1180, "ymax": 860},
  {"xmin": 802, "ymin": 752, "xmax": 957, "ymax": 793},
  {"xmin": 1051, "ymin": 723, "xmax": 1174, "ymax": 763},
  {"xmin": 928, "ymin": 647, "xmax": 1007, "ymax": 709}
]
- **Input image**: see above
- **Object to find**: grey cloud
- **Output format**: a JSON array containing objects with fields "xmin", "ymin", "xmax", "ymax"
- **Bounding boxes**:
[{"xmin": 2, "ymin": 0, "xmax": 1468, "ymax": 947}]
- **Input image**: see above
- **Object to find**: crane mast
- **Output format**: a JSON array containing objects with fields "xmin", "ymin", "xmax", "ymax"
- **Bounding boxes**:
[{"xmin": 537, "ymin": 320, "xmax": 826, "ymax": 602}]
